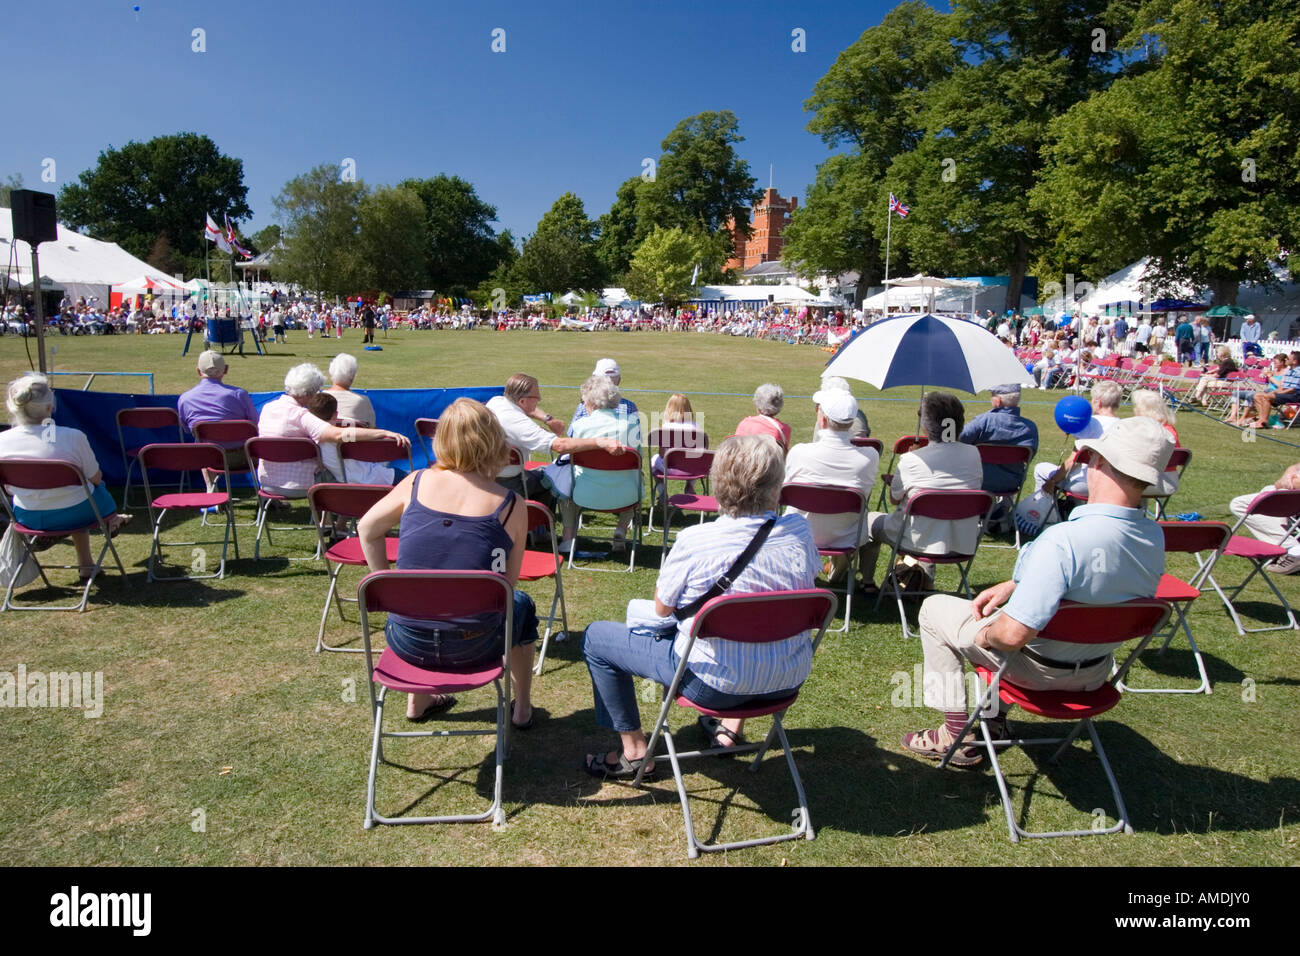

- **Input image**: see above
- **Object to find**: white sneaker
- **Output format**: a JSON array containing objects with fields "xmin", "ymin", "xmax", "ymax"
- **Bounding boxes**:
[{"xmin": 1266, "ymin": 554, "xmax": 1300, "ymax": 575}]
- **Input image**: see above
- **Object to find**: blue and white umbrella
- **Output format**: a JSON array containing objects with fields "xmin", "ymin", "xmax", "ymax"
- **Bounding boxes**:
[{"xmin": 825, "ymin": 313, "xmax": 1034, "ymax": 394}]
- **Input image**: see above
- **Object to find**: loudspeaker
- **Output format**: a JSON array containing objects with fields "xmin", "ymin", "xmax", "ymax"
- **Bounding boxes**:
[{"xmin": 9, "ymin": 189, "xmax": 58, "ymax": 245}]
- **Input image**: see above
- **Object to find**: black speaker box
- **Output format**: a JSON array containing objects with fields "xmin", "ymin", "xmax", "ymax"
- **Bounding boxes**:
[{"xmin": 9, "ymin": 189, "xmax": 58, "ymax": 245}]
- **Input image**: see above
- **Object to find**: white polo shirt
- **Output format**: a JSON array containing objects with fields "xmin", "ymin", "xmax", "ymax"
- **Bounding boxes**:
[{"xmin": 487, "ymin": 395, "xmax": 556, "ymax": 478}]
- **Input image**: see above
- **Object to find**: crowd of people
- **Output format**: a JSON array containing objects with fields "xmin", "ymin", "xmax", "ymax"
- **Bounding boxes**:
[{"xmin": 3, "ymin": 342, "xmax": 1295, "ymax": 788}]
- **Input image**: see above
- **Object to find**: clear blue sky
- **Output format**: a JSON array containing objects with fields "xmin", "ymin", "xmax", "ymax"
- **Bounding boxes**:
[{"xmin": 5, "ymin": 0, "xmax": 900, "ymax": 240}]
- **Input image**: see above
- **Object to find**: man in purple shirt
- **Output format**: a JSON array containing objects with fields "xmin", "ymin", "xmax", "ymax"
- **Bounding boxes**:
[{"xmin": 177, "ymin": 351, "xmax": 258, "ymax": 484}]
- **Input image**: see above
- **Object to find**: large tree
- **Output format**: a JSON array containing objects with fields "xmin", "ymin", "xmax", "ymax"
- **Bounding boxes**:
[
  {"xmin": 398, "ymin": 175, "xmax": 506, "ymax": 295},
  {"xmin": 57, "ymin": 133, "xmax": 250, "ymax": 277},
  {"xmin": 358, "ymin": 185, "xmax": 429, "ymax": 293},
  {"xmin": 272, "ymin": 164, "xmax": 366, "ymax": 298},
  {"xmin": 1032, "ymin": 0, "xmax": 1300, "ymax": 304},
  {"xmin": 623, "ymin": 226, "xmax": 721, "ymax": 307},
  {"xmin": 512, "ymin": 192, "xmax": 605, "ymax": 293},
  {"xmin": 595, "ymin": 177, "xmax": 647, "ymax": 278}
]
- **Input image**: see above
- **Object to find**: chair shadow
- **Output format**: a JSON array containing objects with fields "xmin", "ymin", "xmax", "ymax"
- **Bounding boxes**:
[
  {"xmin": 1218, "ymin": 599, "xmax": 1295, "ymax": 629},
  {"xmin": 1123, "ymin": 645, "xmax": 1245, "ymax": 685}
]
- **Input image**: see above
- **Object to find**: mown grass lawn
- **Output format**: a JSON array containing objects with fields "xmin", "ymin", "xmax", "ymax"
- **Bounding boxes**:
[{"xmin": 1, "ymin": 328, "xmax": 1297, "ymax": 865}]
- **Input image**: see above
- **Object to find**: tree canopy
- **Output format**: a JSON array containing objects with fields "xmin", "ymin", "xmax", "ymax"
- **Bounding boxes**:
[
  {"xmin": 398, "ymin": 175, "xmax": 508, "ymax": 295},
  {"xmin": 272, "ymin": 164, "xmax": 366, "ymax": 298},
  {"xmin": 624, "ymin": 226, "xmax": 721, "ymax": 307},
  {"xmin": 511, "ymin": 192, "xmax": 606, "ymax": 294}
]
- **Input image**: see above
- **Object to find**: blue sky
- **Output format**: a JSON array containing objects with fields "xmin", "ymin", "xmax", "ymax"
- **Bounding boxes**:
[{"xmin": 5, "ymin": 0, "xmax": 900, "ymax": 240}]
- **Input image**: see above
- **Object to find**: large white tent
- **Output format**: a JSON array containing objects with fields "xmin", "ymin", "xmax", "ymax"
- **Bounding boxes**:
[
  {"xmin": 1, "ymin": 208, "xmax": 179, "ymax": 306},
  {"xmin": 1074, "ymin": 258, "xmax": 1206, "ymax": 313}
]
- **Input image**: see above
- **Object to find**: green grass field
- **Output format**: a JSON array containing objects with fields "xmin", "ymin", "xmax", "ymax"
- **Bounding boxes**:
[{"xmin": 1, "ymin": 328, "xmax": 1297, "ymax": 865}]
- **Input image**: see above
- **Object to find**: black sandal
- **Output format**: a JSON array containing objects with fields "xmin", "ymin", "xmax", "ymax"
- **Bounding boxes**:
[
  {"xmin": 698, "ymin": 715, "xmax": 743, "ymax": 757},
  {"xmin": 407, "ymin": 695, "xmax": 456, "ymax": 722},
  {"xmin": 583, "ymin": 750, "xmax": 655, "ymax": 780}
]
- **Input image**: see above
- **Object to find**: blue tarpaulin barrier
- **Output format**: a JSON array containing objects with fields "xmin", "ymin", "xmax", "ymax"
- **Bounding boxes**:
[{"xmin": 52, "ymin": 386, "xmax": 503, "ymax": 484}]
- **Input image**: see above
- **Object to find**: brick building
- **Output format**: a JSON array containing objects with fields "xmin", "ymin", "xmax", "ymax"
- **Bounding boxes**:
[{"xmin": 725, "ymin": 188, "xmax": 797, "ymax": 273}]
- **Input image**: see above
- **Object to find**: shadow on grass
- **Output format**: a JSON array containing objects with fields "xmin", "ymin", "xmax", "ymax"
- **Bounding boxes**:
[{"xmin": 1215, "ymin": 598, "xmax": 1297, "ymax": 630}]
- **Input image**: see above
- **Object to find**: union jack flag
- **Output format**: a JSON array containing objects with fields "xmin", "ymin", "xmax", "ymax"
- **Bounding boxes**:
[
  {"xmin": 889, "ymin": 193, "xmax": 910, "ymax": 218},
  {"xmin": 224, "ymin": 215, "xmax": 254, "ymax": 259}
]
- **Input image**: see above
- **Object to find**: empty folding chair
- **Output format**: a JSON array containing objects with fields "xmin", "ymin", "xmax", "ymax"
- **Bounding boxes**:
[
  {"xmin": 138, "ymin": 443, "xmax": 239, "ymax": 582},
  {"xmin": 646, "ymin": 426, "xmax": 709, "ymax": 533},
  {"xmin": 522, "ymin": 500, "xmax": 569, "ymax": 675},
  {"xmin": 876, "ymin": 435, "xmax": 929, "ymax": 510},
  {"xmin": 1142, "ymin": 447, "xmax": 1191, "ymax": 520},
  {"xmin": 0, "ymin": 458, "xmax": 129, "ymax": 612},
  {"xmin": 976, "ymin": 443, "xmax": 1034, "ymax": 549},
  {"xmin": 339, "ymin": 436, "xmax": 414, "ymax": 484},
  {"xmin": 780, "ymin": 482, "xmax": 867, "ymax": 634},
  {"xmin": 192, "ymin": 420, "xmax": 258, "ymax": 525},
  {"xmin": 244, "ymin": 436, "xmax": 324, "ymax": 561},
  {"xmin": 116, "ymin": 406, "xmax": 184, "ymax": 508},
  {"xmin": 309, "ymin": 483, "xmax": 398, "ymax": 653},
  {"xmin": 939, "ymin": 599, "xmax": 1172, "ymax": 843},
  {"xmin": 358, "ymin": 570, "xmax": 513, "ymax": 828},
  {"xmin": 873, "ymin": 489, "xmax": 995, "ymax": 639},
  {"xmin": 633, "ymin": 589, "xmax": 837, "ymax": 859},
  {"xmin": 413, "ymin": 417, "xmax": 438, "ymax": 463},
  {"xmin": 1116, "ymin": 521, "xmax": 1232, "ymax": 695},
  {"xmin": 1204, "ymin": 488, "xmax": 1300, "ymax": 634},
  {"xmin": 661, "ymin": 448, "xmax": 718, "ymax": 553},
  {"xmin": 567, "ymin": 447, "xmax": 643, "ymax": 572}
]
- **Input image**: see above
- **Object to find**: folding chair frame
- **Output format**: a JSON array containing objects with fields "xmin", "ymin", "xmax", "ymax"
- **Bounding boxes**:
[
  {"xmin": 116, "ymin": 407, "xmax": 185, "ymax": 509},
  {"xmin": 139, "ymin": 443, "xmax": 239, "ymax": 583},
  {"xmin": 524, "ymin": 499, "xmax": 569, "ymax": 676},
  {"xmin": 192, "ymin": 420, "xmax": 259, "ymax": 528},
  {"xmin": 0, "ymin": 459, "xmax": 129, "ymax": 612},
  {"xmin": 358, "ymin": 570, "xmax": 513, "ymax": 828},
  {"xmin": 631, "ymin": 589, "xmax": 837, "ymax": 858},
  {"xmin": 875, "ymin": 435, "xmax": 929, "ymax": 512},
  {"xmin": 1204, "ymin": 490, "xmax": 1300, "ymax": 635},
  {"xmin": 780, "ymin": 482, "xmax": 867, "ymax": 634},
  {"xmin": 646, "ymin": 427, "xmax": 709, "ymax": 535},
  {"xmin": 938, "ymin": 599, "xmax": 1171, "ymax": 843},
  {"xmin": 245, "ymin": 437, "xmax": 325, "ymax": 562},
  {"xmin": 308, "ymin": 483, "xmax": 398, "ymax": 654},
  {"xmin": 338, "ymin": 437, "xmax": 414, "ymax": 484},
  {"xmin": 567, "ymin": 448, "xmax": 643, "ymax": 573},
  {"xmin": 975, "ymin": 443, "xmax": 1033, "ymax": 550},
  {"xmin": 660, "ymin": 448, "xmax": 717, "ymax": 555}
]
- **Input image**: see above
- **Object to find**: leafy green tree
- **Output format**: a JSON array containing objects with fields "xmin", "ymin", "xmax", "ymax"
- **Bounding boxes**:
[
  {"xmin": 398, "ymin": 175, "xmax": 506, "ymax": 294},
  {"xmin": 249, "ymin": 224, "xmax": 282, "ymax": 256},
  {"xmin": 623, "ymin": 226, "xmax": 720, "ymax": 306},
  {"xmin": 57, "ymin": 133, "xmax": 250, "ymax": 277},
  {"xmin": 358, "ymin": 185, "xmax": 429, "ymax": 292},
  {"xmin": 512, "ymin": 192, "xmax": 605, "ymax": 293},
  {"xmin": 1033, "ymin": 0, "xmax": 1300, "ymax": 303},
  {"xmin": 273, "ymin": 164, "xmax": 367, "ymax": 298},
  {"xmin": 595, "ymin": 177, "xmax": 647, "ymax": 278},
  {"xmin": 0, "ymin": 173, "xmax": 22, "ymax": 208}
]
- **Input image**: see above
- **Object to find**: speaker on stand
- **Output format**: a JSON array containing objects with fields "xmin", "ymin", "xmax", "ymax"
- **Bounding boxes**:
[{"xmin": 9, "ymin": 189, "xmax": 58, "ymax": 372}]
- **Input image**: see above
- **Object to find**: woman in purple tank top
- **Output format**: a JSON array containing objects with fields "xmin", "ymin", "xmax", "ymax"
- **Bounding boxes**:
[{"xmin": 358, "ymin": 399, "xmax": 539, "ymax": 729}]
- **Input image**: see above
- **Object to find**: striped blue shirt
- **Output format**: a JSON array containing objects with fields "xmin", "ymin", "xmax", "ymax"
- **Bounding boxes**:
[{"xmin": 655, "ymin": 511, "xmax": 820, "ymax": 693}]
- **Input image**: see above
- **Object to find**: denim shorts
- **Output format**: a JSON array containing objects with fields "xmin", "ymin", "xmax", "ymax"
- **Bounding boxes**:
[{"xmin": 385, "ymin": 589, "xmax": 538, "ymax": 670}]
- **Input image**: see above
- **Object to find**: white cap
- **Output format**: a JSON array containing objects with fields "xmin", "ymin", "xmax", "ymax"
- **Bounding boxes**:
[
  {"xmin": 594, "ymin": 358, "xmax": 620, "ymax": 378},
  {"xmin": 812, "ymin": 388, "xmax": 858, "ymax": 424},
  {"xmin": 1075, "ymin": 416, "xmax": 1173, "ymax": 486}
]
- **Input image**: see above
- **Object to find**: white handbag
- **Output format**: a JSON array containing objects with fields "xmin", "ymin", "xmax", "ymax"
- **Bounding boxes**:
[
  {"xmin": 1014, "ymin": 490, "xmax": 1061, "ymax": 541},
  {"xmin": 0, "ymin": 524, "xmax": 40, "ymax": 590}
]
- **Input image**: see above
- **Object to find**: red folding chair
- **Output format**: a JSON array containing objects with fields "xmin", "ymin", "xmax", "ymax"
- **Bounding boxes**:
[
  {"xmin": 138, "ymin": 443, "xmax": 239, "ymax": 582},
  {"xmin": 308, "ymin": 483, "xmax": 398, "ymax": 654},
  {"xmin": 0, "ymin": 458, "xmax": 128, "ymax": 612},
  {"xmin": 646, "ymin": 426, "xmax": 709, "ymax": 534},
  {"xmin": 1205, "ymin": 488, "xmax": 1300, "ymax": 634},
  {"xmin": 780, "ymin": 482, "xmax": 868, "ymax": 633},
  {"xmin": 413, "ymin": 417, "xmax": 438, "ymax": 463},
  {"xmin": 338, "ymin": 436, "xmax": 413, "ymax": 484},
  {"xmin": 522, "ymin": 499, "xmax": 569, "ymax": 675},
  {"xmin": 939, "ymin": 599, "xmax": 1172, "ymax": 842},
  {"xmin": 568, "ymin": 447, "xmax": 643, "ymax": 572},
  {"xmin": 358, "ymin": 570, "xmax": 513, "ymax": 828},
  {"xmin": 1142, "ymin": 447, "xmax": 1192, "ymax": 520},
  {"xmin": 244, "ymin": 436, "xmax": 323, "ymax": 561},
  {"xmin": 661, "ymin": 448, "xmax": 718, "ymax": 553},
  {"xmin": 1114, "ymin": 521, "xmax": 1231, "ymax": 695},
  {"xmin": 851, "ymin": 435, "xmax": 884, "ymax": 455},
  {"xmin": 873, "ymin": 489, "xmax": 995, "ymax": 639},
  {"xmin": 632, "ymin": 589, "xmax": 838, "ymax": 858},
  {"xmin": 876, "ymin": 435, "xmax": 929, "ymax": 510},
  {"xmin": 116, "ymin": 406, "xmax": 184, "ymax": 508},
  {"xmin": 192, "ymin": 420, "xmax": 258, "ymax": 525},
  {"xmin": 976, "ymin": 443, "xmax": 1034, "ymax": 549}
]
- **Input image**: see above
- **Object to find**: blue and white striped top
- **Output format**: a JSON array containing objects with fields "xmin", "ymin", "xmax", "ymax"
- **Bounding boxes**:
[{"xmin": 656, "ymin": 511, "xmax": 820, "ymax": 694}]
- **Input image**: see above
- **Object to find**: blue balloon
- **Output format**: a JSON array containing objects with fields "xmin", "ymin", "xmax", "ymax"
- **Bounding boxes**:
[
  {"xmin": 1054, "ymin": 395, "xmax": 1092, "ymax": 434},
  {"xmin": 1024, "ymin": 362, "xmax": 1035, "ymax": 373}
]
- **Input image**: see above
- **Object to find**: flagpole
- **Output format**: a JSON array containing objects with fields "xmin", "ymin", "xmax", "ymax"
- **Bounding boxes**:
[{"xmin": 883, "ymin": 195, "xmax": 893, "ymax": 314}]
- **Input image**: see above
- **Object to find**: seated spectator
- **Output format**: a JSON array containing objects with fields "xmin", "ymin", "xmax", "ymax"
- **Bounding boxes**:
[
  {"xmin": 783, "ymin": 388, "xmax": 878, "ymax": 578},
  {"xmin": 818, "ymin": 375, "xmax": 870, "ymax": 438},
  {"xmin": 1228, "ymin": 353, "xmax": 1287, "ymax": 426},
  {"xmin": 1033, "ymin": 348, "xmax": 1060, "ymax": 389},
  {"xmin": 960, "ymin": 383, "xmax": 1039, "ymax": 531},
  {"xmin": 176, "ymin": 350, "xmax": 259, "ymax": 490},
  {"xmin": 307, "ymin": 392, "xmax": 406, "ymax": 486},
  {"xmin": 544, "ymin": 374, "xmax": 641, "ymax": 554},
  {"xmin": 1228, "ymin": 463, "xmax": 1300, "ymax": 575},
  {"xmin": 326, "ymin": 353, "xmax": 376, "ymax": 426},
  {"xmin": 900, "ymin": 417, "xmax": 1172, "ymax": 765},
  {"xmin": 735, "ymin": 383, "xmax": 792, "ymax": 452},
  {"xmin": 1130, "ymin": 388, "xmax": 1181, "ymax": 498},
  {"xmin": 486, "ymin": 373, "xmax": 625, "ymax": 502},
  {"xmin": 650, "ymin": 393, "xmax": 702, "ymax": 503},
  {"xmin": 1191, "ymin": 345, "xmax": 1238, "ymax": 405},
  {"xmin": 1034, "ymin": 380, "xmax": 1123, "ymax": 496},
  {"xmin": 860, "ymin": 392, "xmax": 984, "ymax": 593},
  {"xmin": 0, "ymin": 374, "xmax": 132, "ymax": 578},
  {"xmin": 570, "ymin": 358, "xmax": 639, "ymax": 430},
  {"xmin": 257, "ymin": 363, "xmax": 408, "ymax": 496},
  {"xmin": 581, "ymin": 435, "xmax": 820, "ymax": 777},
  {"xmin": 356, "ymin": 398, "xmax": 538, "ymax": 728},
  {"xmin": 1252, "ymin": 351, "xmax": 1300, "ymax": 428}
]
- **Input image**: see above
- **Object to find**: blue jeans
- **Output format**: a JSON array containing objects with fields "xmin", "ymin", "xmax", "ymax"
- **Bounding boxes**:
[
  {"xmin": 385, "ymin": 590, "xmax": 538, "ymax": 669},
  {"xmin": 13, "ymin": 483, "xmax": 117, "ymax": 531},
  {"xmin": 582, "ymin": 620, "xmax": 800, "ymax": 733}
]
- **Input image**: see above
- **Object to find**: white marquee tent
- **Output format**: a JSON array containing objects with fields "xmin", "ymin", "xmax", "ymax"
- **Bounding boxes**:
[{"xmin": 1, "ymin": 208, "xmax": 179, "ymax": 306}]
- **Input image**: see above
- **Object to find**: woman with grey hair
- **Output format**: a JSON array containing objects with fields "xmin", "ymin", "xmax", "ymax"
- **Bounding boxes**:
[
  {"xmin": 580, "ymin": 435, "xmax": 821, "ymax": 778},
  {"xmin": 256, "ymin": 363, "xmax": 409, "ymax": 495},
  {"xmin": 734, "ymin": 383, "xmax": 792, "ymax": 452},
  {"xmin": 0, "ymin": 373, "xmax": 131, "ymax": 579},
  {"xmin": 327, "ymin": 353, "xmax": 376, "ymax": 427},
  {"xmin": 544, "ymin": 373, "xmax": 641, "ymax": 553}
]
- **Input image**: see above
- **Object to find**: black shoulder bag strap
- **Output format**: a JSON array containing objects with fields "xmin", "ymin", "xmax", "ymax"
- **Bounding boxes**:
[{"xmin": 673, "ymin": 516, "xmax": 777, "ymax": 621}]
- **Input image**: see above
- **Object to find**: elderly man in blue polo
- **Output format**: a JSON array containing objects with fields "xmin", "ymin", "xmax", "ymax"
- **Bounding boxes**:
[
  {"xmin": 901, "ymin": 415, "xmax": 1173, "ymax": 767},
  {"xmin": 959, "ymin": 383, "xmax": 1039, "ymax": 533}
]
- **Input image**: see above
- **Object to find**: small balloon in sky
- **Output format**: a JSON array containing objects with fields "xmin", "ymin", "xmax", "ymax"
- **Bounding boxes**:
[{"xmin": 133, "ymin": 5, "xmax": 141, "ymax": 19}]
